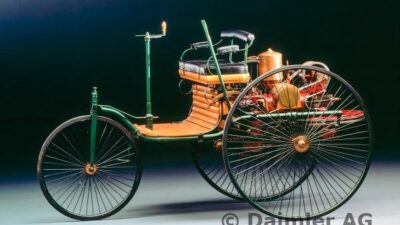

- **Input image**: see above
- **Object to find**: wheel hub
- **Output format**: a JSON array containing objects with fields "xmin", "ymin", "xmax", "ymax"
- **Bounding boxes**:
[
  {"xmin": 214, "ymin": 139, "xmax": 223, "ymax": 152},
  {"xmin": 84, "ymin": 163, "xmax": 98, "ymax": 176},
  {"xmin": 292, "ymin": 135, "xmax": 310, "ymax": 153}
]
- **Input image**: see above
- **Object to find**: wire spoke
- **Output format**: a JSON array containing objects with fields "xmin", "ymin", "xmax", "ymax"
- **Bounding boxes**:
[
  {"xmin": 223, "ymin": 66, "xmax": 372, "ymax": 219},
  {"xmin": 38, "ymin": 116, "xmax": 141, "ymax": 219}
]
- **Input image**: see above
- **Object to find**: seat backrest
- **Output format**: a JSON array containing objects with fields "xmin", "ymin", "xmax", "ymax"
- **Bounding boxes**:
[{"xmin": 220, "ymin": 30, "xmax": 255, "ymax": 43}]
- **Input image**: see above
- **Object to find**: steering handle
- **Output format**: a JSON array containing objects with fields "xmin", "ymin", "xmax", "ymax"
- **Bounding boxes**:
[
  {"xmin": 161, "ymin": 21, "xmax": 167, "ymax": 35},
  {"xmin": 135, "ymin": 21, "xmax": 167, "ymax": 39}
]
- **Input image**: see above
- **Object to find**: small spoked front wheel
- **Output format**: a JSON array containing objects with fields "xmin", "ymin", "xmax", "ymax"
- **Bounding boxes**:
[
  {"xmin": 223, "ymin": 65, "xmax": 373, "ymax": 220},
  {"xmin": 37, "ymin": 116, "xmax": 142, "ymax": 220}
]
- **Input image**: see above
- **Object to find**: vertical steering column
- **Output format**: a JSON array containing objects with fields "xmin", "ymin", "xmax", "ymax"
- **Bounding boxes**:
[
  {"xmin": 144, "ymin": 32, "xmax": 153, "ymax": 129},
  {"xmin": 136, "ymin": 21, "xmax": 167, "ymax": 130}
]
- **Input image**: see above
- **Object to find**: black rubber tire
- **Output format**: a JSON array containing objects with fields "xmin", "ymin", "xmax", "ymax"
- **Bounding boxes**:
[
  {"xmin": 37, "ymin": 115, "xmax": 142, "ymax": 220},
  {"xmin": 191, "ymin": 143, "xmax": 244, "ymax": 200},
  {"xmin": 191, "ymin": 142, "xmax": 313, "ymax": 201}
]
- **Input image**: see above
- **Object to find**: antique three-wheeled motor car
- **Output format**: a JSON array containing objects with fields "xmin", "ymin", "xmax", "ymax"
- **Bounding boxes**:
[{"xmin": 37, "ymin": 20, "xmax": 373, "ymax": 220}]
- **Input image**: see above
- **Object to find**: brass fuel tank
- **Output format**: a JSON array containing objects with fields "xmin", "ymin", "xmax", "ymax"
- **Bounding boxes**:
[{"xmin": 258, "ymin": 48, "xmax": 283, "ymax": 89}]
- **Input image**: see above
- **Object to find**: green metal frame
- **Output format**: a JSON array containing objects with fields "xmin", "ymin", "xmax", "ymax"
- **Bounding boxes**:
[
  {"xmin": 89, "ymin": 90, "xmax": 342, "ymax": 150},
  {"xmin": 92, "ymin": 101, "xmax": 223, "ymax": 143},
  {"xmin": 87, "ymin": 20, "xmax": 341, "ymax": 163},
  {"xmin": 201, "ymin": 20, "xmax": 231, "ymax": 109},
  {"xmin": 135, "ymin": 26, "xmax": 167, "ymax": 129},
  {"xmin": 88, "ymin": 20, "xmax": 260, "ymax": 163},
  {"xmin": 89, "ymin": 87, "xmax": 98, "ymax": 165},
  {"xmin": 87, "ymin": 20, "xmax": 249, "ymax": 160},
  {"xmin": 144, "ymin": 34, "xmax": 153, "ymax": 129},
  {"xmin": 179, "ymin": 39, "xmax": 223, "ymax": 61},
  {"xmin": 233, "ymin": 110, "xmax": 342, "ymax": 122}
]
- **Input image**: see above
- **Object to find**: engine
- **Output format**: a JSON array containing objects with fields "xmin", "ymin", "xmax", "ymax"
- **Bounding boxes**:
[
  {"xmin": 239, "ymin": 48, "xmax": 339, "ymax": 113},
  {"xmin": 236, "ymin": 48, "xmax": 344, "ymax": 144}
]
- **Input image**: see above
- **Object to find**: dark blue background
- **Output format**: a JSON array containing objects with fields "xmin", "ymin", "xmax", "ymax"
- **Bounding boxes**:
[{"xmin": 0, "ymin": 0, "xmax": 398, "ymax": 175}]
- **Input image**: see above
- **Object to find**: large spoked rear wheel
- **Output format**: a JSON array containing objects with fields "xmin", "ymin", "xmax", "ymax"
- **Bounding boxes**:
[
  {"xmin": 191, "ymin": 143, "xmax": 243, "ymax": 200},
  {"xmin": 191, "ymin": 142, "xmax": 312, "ymax": 201},
  {"xmin": 37, "ymin": 116, "xmax": 142, "ymax": 220},
  {"xmin": 223, "ymin": 65, "xmax": 373, "ymax": 219}
]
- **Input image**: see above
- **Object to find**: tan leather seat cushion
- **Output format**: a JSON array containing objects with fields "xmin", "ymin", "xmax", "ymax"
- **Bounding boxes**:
[
  {"xmin": 135, "ymin": 84, "xmax": 221, "ymax": 137},
  {"xmin": 135, "ymin": 120, "xmax": 213, "ymax": 137},
  {"xmin": 179, "ymin": 70, "xmax": 250, "ymax": 85}
]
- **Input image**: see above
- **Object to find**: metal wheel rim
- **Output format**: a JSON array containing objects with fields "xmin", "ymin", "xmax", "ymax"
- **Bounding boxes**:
[
  {"xmin": 37, "ymin": 115, "xmax": 142, "ymax": 220},
  {"xmin": 191, "ymin": 143, "xmax": 243, "ymax": 200},
  {"xmin": 223, "ymin": 65, "xmax": 373, "ymax": 220}
]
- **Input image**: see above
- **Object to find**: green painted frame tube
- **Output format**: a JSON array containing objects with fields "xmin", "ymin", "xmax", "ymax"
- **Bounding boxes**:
[
  {"xmin": 201, "ymin": 20, "xmax": 231, "ymax": 109},
  {"xmin": 97, "ymin": 105, "xmax": 139, "ymax": 134},
  {"xmin": 89, "ymin": 87, "xmax": 98, "ymax": 165},
  {"xmin": 180, "ymin": 39, "xmax": 223, "ymax": 60},
  {"xmin": 93, "ymin": 104, "xmax": 343, "ymax": 144},
  {"xmin": 144, "ymin": 32, "xmax": 153, "ymax": 129},
  {"xmin": 233, "ymin": 110, "xmax": 342, "ymax": 123},
  {"xmin": 96, "ymin": 104, "xmax": 223, "ymax": 143},
  {"xmin": 136, "ymin": 24, "xmax": 166, "ymax": 129}
]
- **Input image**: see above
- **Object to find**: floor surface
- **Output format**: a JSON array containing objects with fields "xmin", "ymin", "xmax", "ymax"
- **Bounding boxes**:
[{"xmin": 0, "ymin": 161, "xmax": 399, "ymax": 225}]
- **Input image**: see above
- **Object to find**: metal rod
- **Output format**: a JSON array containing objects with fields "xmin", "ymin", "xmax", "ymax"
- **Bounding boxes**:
[
  {"xmin": 201, "ymin": 20, "xmax": 231, "ymax": 109},
  {"xmin": 144, "ymin": 32, "xmax": 153, "ymax": 129},
  {"xmin": 97, "ymin": 105, "xmax": 139, "ymax": 133},
  {"xmin": 244, "ymin": 43, "xmax": 248, "ymax": 64},
  {"xmin": 96, "ymin": 104, "xmax": 222, "ymax": 143},
  {"xmin": 233, "ymin": 110, "xmax": 342, "ymax": 123},
  {"xmin": 90, "ymin": 87, "xmax": 98, "ymax": 165},
  {"xmin": 229, "ymin": 39, "xmax": 234, "ymax": 63}
]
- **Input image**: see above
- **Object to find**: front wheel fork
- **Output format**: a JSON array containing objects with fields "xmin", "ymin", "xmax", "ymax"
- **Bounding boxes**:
[{"xmin": 89, "ymin": 87, "xmax": 98, "ymax": 166}]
